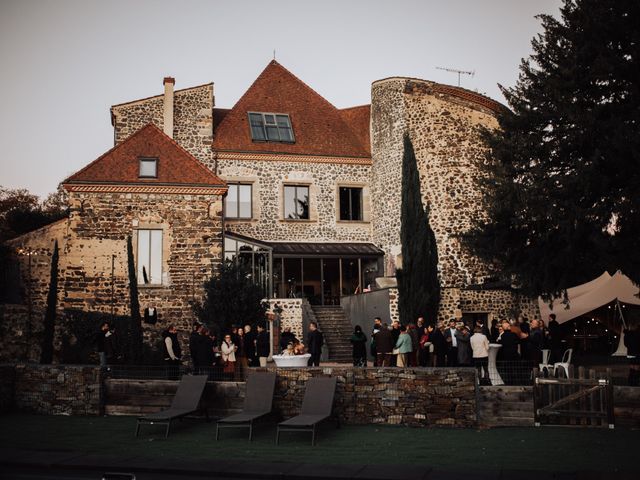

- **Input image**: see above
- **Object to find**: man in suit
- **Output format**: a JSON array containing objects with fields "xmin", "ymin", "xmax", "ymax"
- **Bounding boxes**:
[
  {"xmin": 255, "ymin": 323, "xmax": 270, "ymax": 367},
  {"xmin": 498, "ymin": 321, "xmax": 520, "ymax": 361},
  {"xmin": 307, "ymin": 321, "xmax": 324, "ymax": 366},
  {"xmin": 375, "ymin": 323, "xmax": 394, "ymax": 366},
  {"xmin": 444, "ymin": 319, "xmax": 459, "ymax": 366}
]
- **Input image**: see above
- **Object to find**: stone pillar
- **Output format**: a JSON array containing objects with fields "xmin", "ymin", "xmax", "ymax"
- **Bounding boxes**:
[{"xmin": 163, "ymin": 77, "xmax": 175, "ymax": 138}]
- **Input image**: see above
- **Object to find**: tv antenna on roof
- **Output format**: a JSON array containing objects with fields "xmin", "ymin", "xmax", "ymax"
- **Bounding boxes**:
[{"xmin": 436, "ymin": 66, "xmax": 475, "ymax": 87}]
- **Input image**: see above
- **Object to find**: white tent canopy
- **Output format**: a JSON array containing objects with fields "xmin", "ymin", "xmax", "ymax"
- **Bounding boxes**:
[{"xmin": 538, "ymin": 271, "xmax": 640, "ymax": 325}]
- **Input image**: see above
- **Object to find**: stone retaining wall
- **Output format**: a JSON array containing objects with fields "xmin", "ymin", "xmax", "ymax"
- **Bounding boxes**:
[
  {"xmin": 12, "ymin": 364, "xmax": 102, "ymax": 416},
  {"xmin": 258, "ymin": 367, "xmax": 477, "ymax": 427}
]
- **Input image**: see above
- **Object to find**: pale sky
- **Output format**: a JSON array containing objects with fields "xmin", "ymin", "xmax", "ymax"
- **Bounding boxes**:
[{"xmin": 0, "ymin": 0, "xmax": 562, "ymax": 198}]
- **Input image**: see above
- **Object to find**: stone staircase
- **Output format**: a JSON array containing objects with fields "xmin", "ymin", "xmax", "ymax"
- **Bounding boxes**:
[{"xmin": 310, "ymin": 305, "xmax": 353, "ymax": 364}]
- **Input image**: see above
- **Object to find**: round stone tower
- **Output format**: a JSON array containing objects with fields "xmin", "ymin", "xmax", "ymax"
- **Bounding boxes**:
[{"xmin": 371, "ymin": 77, "xmax": 538, "ymax": 321}]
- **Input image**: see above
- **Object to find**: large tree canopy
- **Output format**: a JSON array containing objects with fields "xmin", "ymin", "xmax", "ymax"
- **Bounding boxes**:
[{"xmin": 467, "ymin": 0, "xmax": 640, "ymax": 299}]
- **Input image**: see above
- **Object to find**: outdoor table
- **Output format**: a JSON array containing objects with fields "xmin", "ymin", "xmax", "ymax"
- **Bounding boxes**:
[{"xmin": 488, "ymin": 343, "xmax": 504, "ymax": 386}]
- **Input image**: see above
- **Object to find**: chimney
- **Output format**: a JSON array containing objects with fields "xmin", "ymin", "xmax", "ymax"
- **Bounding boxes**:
[{"xmin": 163, "ymin": 77, "xmax": 175, "ymax": 138}]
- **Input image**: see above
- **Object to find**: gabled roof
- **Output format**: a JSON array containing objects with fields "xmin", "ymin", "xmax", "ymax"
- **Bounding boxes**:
[
  {"xmin": 63, "ymin": 123, "xmax": 225, "ymax": 191},
  {"xmin": 212, "ymin": 60, "xmax": 370, "ymax": 158}
]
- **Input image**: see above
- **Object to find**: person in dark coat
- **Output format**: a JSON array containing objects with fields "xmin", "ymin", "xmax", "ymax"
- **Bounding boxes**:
[
  {"xmin": 455, "ymin": 326, "xmax": 472, "ymax": 366},
  {"xmin": 189, "ymin": 322, "xmax": 202, "ymax": 368},
  {"xmin": 255, "ymin": 323, "xmax": 270, "ymax": 367},
  {"xmin": 407, "ymin": 324, "xmax": 420, "ymax": 366},
  {"xmin": 374, "ymin": 323, "xmax": 394, "ymax": 366},
  {"xmin": 430, "ymin": 323, "xmax": 448, "ymax": 367},
  {"xmin": 528, "ymin": 319, "xmax": 544, "ymax": 364},
  {"xmin": 306, "ymin": 321, "xmax": 324, "ymax": 366},
  {"xmin": 444, "ymin": 320, "xmax": 459, "ymax": 366},
  {"xmin": 548, "ymin": 314, "xmax": 564, "ymax": 363},
  {"xmin": 498, "ymin": 321, "xmax": 520, "ymax": 360},
  {"xmin": 350, "ymin": 325, "xmax": 367, "ymax": 367},
  {"xmin": 371, "ymin": 317, "xmax": 382, "ymax": 366},
  {"xmin": 490, "ymin": 319, "xmax": 500, "ymax": 343}
]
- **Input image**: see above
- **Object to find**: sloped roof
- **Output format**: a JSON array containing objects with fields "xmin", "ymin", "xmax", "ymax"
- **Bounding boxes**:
[
  {"xmin": 212, "ymin": 60, "xmax": 370, "ymax": 158},
  {"xmin": 63, "ymin": 123, "xmax": 225, "ymax": 187},
  {"xmin": 339, "ymin": 105, "xmax": 370, "ymax": 154}
]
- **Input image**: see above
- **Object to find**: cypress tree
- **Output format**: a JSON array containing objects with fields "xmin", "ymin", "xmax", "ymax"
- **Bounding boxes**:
[
  {"xmin": 126, "ymin": 236, "xmax": 143, "ymax": 364},
  {"xmin": 467, "ymin": 0, "xmax": 640, "ymax": 298},
  {"xmin": 397, "ymin": 134, "xmax": 440, "ymax": 324},
  {"xmin": 40, "ymin": 240, "xmax": 58, "ymax": 363}
]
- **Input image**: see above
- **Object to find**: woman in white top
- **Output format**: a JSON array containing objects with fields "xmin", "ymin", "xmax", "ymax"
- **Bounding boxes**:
[
  {"xmin": 220, "ymin": 334, "xmax": 237, "ymax": 380},
  {"xmin": 470, "ymin": 327, "xmax": 490, "ymax": 384}
]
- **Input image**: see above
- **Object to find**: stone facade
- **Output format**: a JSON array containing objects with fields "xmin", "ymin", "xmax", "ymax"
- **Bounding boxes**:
[
  {"xmin": 258, "ymin": 367, "xmax": 477, "ymax": 427},
  {"xmin": 7, "ymin": 189, "xmax": 224, "ymax": 356},
  {"xmin": 111, "ymin": 83, "xmax": 214, "ymax": 164},
  {"xmin": 219, "ymin": 157, "xmax": 372, "ymax": 243}
]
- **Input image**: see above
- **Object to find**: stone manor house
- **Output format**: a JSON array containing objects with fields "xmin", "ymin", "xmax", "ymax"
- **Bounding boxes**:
[{"xmin": 8, "ymin": 60, "xmax": 538, "ymax": 360}]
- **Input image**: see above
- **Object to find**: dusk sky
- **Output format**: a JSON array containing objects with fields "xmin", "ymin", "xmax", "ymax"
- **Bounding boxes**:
[{"xmin": 1, "ymin": 0, "xmax": 562, "ymax": 198}]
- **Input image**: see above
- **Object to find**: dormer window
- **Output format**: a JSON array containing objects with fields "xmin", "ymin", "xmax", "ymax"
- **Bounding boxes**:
[
  {"xmin": 139, "ymin": 157, "xmax": 158, "ymax": 178},
  {"xmin": 248, "ymin": 112, "xmax": 294, "ymax": 143}
]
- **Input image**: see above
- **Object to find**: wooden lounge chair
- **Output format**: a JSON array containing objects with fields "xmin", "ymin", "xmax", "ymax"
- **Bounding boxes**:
[
  {"xmin": 135, "ymin": 374, "xmax": 208, "ymax": 438},
  {"xmin": 216, "ymin": 371, "xmax": 276, "ymax": 441},
  {"xmin": 276, "ymin": 376, "xmax": 338, "ymax": 446}
]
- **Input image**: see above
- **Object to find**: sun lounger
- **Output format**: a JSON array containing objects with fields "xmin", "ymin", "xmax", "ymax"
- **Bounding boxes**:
[
  {"xmin": 276, "ymin": 376, "xmax": 338, "ymax": 446},
  {"xmin": 135, "ymin": 374, "xmax": 208, "ymax": 438},
  {"xmin": 216, "ymin": 371, "xmax": 276, "ymax": 441}
]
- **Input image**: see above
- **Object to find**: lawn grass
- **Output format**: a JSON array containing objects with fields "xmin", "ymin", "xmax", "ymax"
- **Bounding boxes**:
[{"xmin": 0, "ymin": 413, "xmax": 638, "ymax": 473}]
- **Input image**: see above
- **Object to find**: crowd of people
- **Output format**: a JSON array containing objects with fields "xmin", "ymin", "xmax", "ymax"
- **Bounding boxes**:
[
  {"xmin": 346, "ymin": 314, "xmax": 570, "ymax": 383},
  {"xmin": 95, "ymin": 312, "xmax": 640, "ymax": 385}
]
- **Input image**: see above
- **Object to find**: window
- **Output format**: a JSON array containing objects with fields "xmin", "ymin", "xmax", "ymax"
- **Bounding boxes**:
[
  {"xmin": 137, "ymin": 229, "xmax": 162, "ymax": 285},
  {"xmin": 139, "ymin": 158, "xmax": 158, "ymax": 178},
  {"xmin": 339, "ymin": 187, "xmax": 363, "ymax": 221},
  {"xmin": 284, "ymin": 185, "xmax": 309, "ymax": 220},
  {"xmin": 248, "ymin": 112, "xmax": 294, "ymax": 142},
  {"xmin": 225, "ymin": 183, "xmax": 252, "ymax": 219}
]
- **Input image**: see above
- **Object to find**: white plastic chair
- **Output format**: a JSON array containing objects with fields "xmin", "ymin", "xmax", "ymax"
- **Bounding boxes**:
[{"xmin": 553, "ymin": 348, "xmax": 573, "ymax": 377}]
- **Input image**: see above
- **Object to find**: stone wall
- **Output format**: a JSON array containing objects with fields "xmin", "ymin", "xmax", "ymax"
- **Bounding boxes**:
[
  {"xmin": 111, "ymin": 83, "xmax": 214, "ymax": 164},
  {"xmin": 258, "ymin": 367, "xmax": 477, "ymax": 427},
  {"xmin": 0, "ymin": 305, "xmax": 44, "ymax": 363},
  {"xmin": 269, "ymin": 298, "xmax": 304, "ymax": 339},
  {"xmin": 13, "ymin": 364, "xmax": 102, "ymax": 415},
  {"xmin": 219, "ymin": 158, "xmax": 372, "ymax": 243},
  {"xmin": 7, "ymin": 190, "xmax": 224, "ymax": 358},
  {"xmin": 387, "ymin": 286, "xmax": 539, "ymax": 324}
]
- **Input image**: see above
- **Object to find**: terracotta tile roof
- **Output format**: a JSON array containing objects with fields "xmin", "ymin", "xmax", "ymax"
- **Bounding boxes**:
[
  {"xmin": 63, "ymin": 123, "xmax": 225, "ymax": 187},
  {"xmin": 212, "ymin": 61, "xmax": 370, "ymax": 158},
  {"xmin": 339, "ymin": 105, "xmax": 370, "ymax": 155},
  {"xmin": 213, "ymin": 108, "xmax": 231, "ymax": 129}
]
